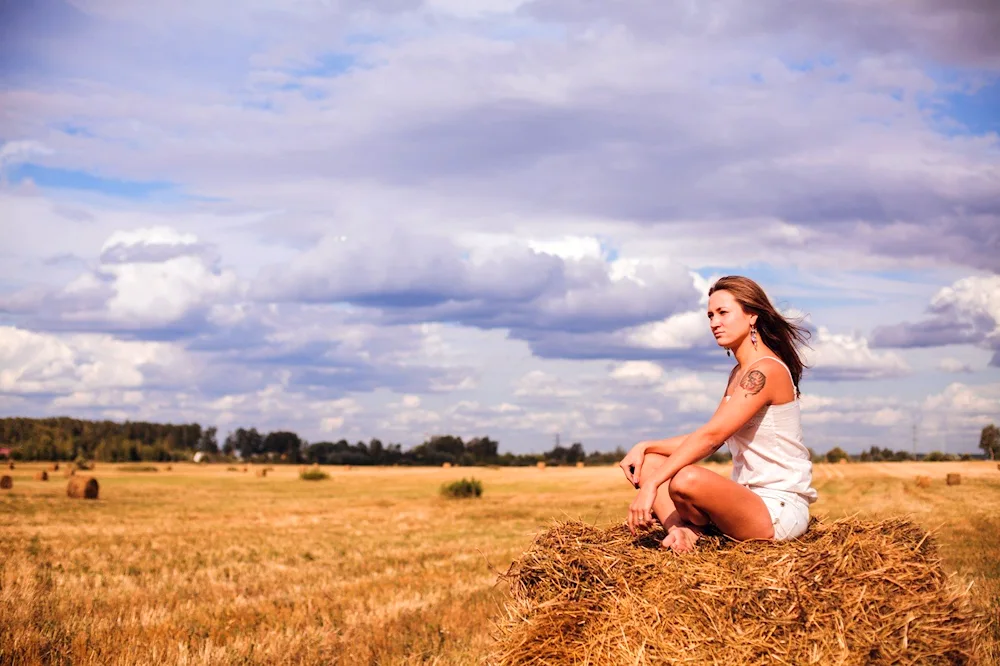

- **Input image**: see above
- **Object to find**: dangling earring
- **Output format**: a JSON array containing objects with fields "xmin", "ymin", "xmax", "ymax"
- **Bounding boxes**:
[
  {"xmin": 750, "ymin": 323, "xmax": 758, "ymax": 350},
  {"xmin": 726, "ymin": 348, "xmax": 731, "ymax": 357}
]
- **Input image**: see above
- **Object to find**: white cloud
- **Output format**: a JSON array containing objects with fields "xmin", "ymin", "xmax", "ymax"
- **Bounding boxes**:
[
  {"xmin": 0, "ymin": 325, "xmax": 188, "ymax": 394},
  {"xmin": 805, "ymin": 327, "xmax": 910, "ymax": 380},
  {"xmin": 937, "ymin": 357, "xmax": 974, "ymax": 373},
  {"xmin": 609, "ymin": 361, "xmax": 663, "ymax": 386},
  {"xmin": 0, "ymin": 140, "xmax": 53, "ymax": 170}
]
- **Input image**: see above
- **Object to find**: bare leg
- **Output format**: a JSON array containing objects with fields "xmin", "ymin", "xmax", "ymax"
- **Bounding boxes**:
[
  {"xmin": 636, "ymin": 454, "xmax": 704, "ymax": 551},
  {"xmin": 667, "ymin": 465, "xmax": 774, "ymax": 552}
]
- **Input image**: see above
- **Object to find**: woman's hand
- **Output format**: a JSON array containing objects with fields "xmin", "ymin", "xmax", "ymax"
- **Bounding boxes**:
[
  {"xmin": 619, "ymin": 442, "xmax": 649, "ymax": 488},
  {"xmin": 627, "ymin": 485, "xmax": 657, "ymax": 535}
]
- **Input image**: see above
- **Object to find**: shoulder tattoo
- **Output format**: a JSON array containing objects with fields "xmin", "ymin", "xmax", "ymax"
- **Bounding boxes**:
[{"xmin": 740, "ymin": 370, "xmax": 766, "ymax": 397}]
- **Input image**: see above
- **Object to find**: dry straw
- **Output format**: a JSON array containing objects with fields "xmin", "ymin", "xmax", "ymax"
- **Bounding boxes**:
[
  {"xmin": 1, "ymin": 475, "xmax": 12, "ymax": 489},
  {"xmin": 916, "ymin": 475, "xmax": 932, "ymax": 488},
  {"xmin": 66, "ymin": 476, "xmax": 99, "ymax": 499},
  {"xmin": 491, "ymin": 518, "xmax": 986, "ymax": 665},
  {"xmin": 946, "ymin": 473, "xmax": 961, "ymax": 486},
  {"xmin": 34, "ymin": 471, "xmax": 49, "ymax": 481}
]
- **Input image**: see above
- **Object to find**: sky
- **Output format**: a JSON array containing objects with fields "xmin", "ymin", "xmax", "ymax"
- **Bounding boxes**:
[{"xmin": 1, "ymin": 0, "xmax": 998, "ymax": 456}]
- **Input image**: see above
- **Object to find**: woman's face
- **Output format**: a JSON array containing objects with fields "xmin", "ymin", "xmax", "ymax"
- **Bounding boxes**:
[{"xmin": 707, "ymin": 290, "xmax": 755, "ymax": 350}]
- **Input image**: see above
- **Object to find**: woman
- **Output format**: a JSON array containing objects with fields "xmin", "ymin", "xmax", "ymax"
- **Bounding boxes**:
[{"xmin": 620, "ymin": 275, "xmax": 816, "ymax": 552}]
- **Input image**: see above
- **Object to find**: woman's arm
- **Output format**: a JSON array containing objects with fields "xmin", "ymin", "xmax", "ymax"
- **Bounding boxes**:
[
  {"xmin": 639, "ymin": 363, "xmax": 778, "ymax": 492},
  {"xmin": 636, "ymin": 434, "xmax": 689, "ymax": 457}
]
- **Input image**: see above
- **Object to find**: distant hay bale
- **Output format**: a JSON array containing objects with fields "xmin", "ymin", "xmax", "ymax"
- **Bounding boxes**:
[
  {"xmin": 1, "ymin": 475, "xmax": 12, "ymax": 489},
  {"xmin": 65, "ymin": 468, "xmax": 76, "ymax": 477},
  {"xmin": 255, "ymin": 469, "xmax": 268, "ymax": 478},
  {"xmin": 536, "ymin": 461, "xmax": 546, "ymax": 470},
  {"xmin": 575, "ymin": 461, "xmax": 585, "ymax": 468},
  {"xmin": 946, "ymin": 473, "xmax": 961, "ymax": 486},
  {"xmin": 838, "ymin": 457, "xmax": 848, "ymax": 464},
  {"xmin": 50, "ymin": 462, "xmax": 60, "ymax": 471},
  {"xmin": 442, "ymin": 462, "xmax": 453, "ymax": 468},
  {"xmin": 491, "ymin": 518, "xmax": 987, "ymax": 665},
  {"xmin": 916, "ymin": 475, "xmax": 931, "ymax": 488},
  {"xmin": 7, "ymin": 462, "xmax": 14, "ymax": 470},
  {"xmin": 34, "ymin": 471, "xmax": 49, "ymax": 481},
  {"xmin": 242, "ymin": 466, "xmax": 248, "ymax": 473},
  {"xmin": 66, "ymin": 476, "xmax": 99, "ymax": 499},
  {"xmin": 165, "ymin": 465, "xmax": 172, "ymax": 471}
]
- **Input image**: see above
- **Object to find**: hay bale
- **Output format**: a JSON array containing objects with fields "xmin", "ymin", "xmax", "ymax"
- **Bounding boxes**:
[
  {"xmin": 491, "ymin": 518, "xmax": 987, "ymax": 665},
  {"xmin": 50, "ymin": 462, "xmax": 60, "ymax": 471},
  {"xmin": 7, "ymin": 462, "xmax": 14, "ymax": 470},
  {"xmin": 66, "ymin": 476, "xmax": 99, "ymax": 499},
  {"xmin": 255, "ymin": 469, "xmax": 268, "ymax": 478},
  {"xmin": 838, "ymin": 457, "xmax": 848, "ymax": 464},
  {"xmin": 536, "ymin": 461, "xmax": 546, "ymax": 470},
  {"xmin": 575, "ymin": 461, "xmax": 585, "ymax": 468},
  {"xmin": 65, "ymin": 468, "xmax": 76, "ymax": 477},
  {"xmin": 165, "ymin": 465, "xmax": 172, "ymax": 471},
  {"xmin": 946, "ymin": 473, "xmax": 961, "ymax": 486},
  {"xmin": 0, "ymin": 475, "xmax": 12, "ymax": 489},
  {"xmin": 35, "ymin": 471, "xmax": 49, "ymax": 481},
  {"xmin": 916, "ymin": 475, "xmax": 931, "ymax": 488},
  {"xmin": 442, "ymin": 462, "xmax": 452, "ymax": 468},
  {"xmin": 242, "ymin": 466, "xmax": 249, "ymax": 473}
]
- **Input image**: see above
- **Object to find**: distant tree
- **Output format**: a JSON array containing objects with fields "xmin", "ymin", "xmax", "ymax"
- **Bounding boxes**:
[
  {"xmin": 198, "ymin": 426, "xmax": 219, "ymax": 454},
  {"xmin": 980, "ymin": 424, "xmax": 999, "ymax": 461},
  {"xmin": 825, "ymin": 447, "xmax": 849, "ymax": 463},
  {"xmin": 264, "ymin": 431, "xmax": 304, "ymax": 463}
]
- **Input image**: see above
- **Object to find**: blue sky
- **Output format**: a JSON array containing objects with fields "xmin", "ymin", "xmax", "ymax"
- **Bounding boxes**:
[{"xmin": 1, "ymin": 0, "xmax": 998, "ymax": 455}]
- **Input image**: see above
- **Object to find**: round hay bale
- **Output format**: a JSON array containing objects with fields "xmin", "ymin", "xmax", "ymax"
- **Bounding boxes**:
[
  {"xmin": 164, "ymin": 465, "xmax": 172, "ymax": 471},
  {"xmin": 575, "ymin": 461, "xmax": 585, "ymax": 468},
  {"xmin": 536, "ymin": 461, "xmax": 546, "ymax": 469},
  {"xmin": 7, "ymin": 462, "xmax": 14, "ymax": 470},
  {"xmin": 50, "ymin": 462, "xmax": 60, "ymax": 471},
  {"xmin": 915, "ymin": 475, "xmax": 931, "ymax": 488},
  {"xmin": 0, "ymin": 475, "xmax": 12, "ymax": 489},
  {"xmin": 838, "ymin": 457, "xmax": 848, "ymax": 464},
  {"xmin": 442, "ymin": 462, "xmax": 452, "ymax": 468},
  {"xmin": 255, "ymin": 469, "xmax": 268, "ymax": 478},
  {"xmin": 66, "ymin": 476, "xmax": 99, "ymax": 499},
  {"xmin": 492, "ymin": 518, "xmax": 987, "ymax": 665},
  {"xmin": 34, "ymin": 470, "xmax": 49, "ymax": 481},
  {"xmin": 946, "ymin": 473, "xmax": 961, "ymax": 486}
]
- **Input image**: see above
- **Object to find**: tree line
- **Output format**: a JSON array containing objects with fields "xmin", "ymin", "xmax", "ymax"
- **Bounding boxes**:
[{"xmin": 1, "ymin": 417, "xmax": 996, "ymax": 465}]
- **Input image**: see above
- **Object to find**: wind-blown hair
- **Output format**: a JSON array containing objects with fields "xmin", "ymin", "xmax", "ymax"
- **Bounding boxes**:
[{"xmin": 709, "ymin": 276, "xmax": 811, "ymax": 394}]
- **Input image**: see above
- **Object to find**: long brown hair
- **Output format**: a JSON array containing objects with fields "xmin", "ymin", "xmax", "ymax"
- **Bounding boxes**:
[{"xmin": 708, "ymin": 276, "xmax": 811, "ymax": 393}]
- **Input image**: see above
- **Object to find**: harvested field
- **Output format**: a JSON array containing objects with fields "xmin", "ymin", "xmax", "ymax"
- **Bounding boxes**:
[{"xmin": 0, "ymin": 461, "xmax": 997, "ymax": 664}]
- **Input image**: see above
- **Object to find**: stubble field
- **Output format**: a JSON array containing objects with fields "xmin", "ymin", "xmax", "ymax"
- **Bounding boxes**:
[{"xmin": 1, "ymin": 461, "xmax": 998, "ymax": 665}]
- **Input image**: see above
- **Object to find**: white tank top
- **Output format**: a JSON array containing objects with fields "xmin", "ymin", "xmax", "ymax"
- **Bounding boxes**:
[{"xmin": 724, "ymin": 356, "xmax": 818, "ymax": 504}]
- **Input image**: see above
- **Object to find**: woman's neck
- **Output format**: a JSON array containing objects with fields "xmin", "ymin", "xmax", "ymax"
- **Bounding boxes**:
[{"xmin": 732, "ymin": 336, "xmax": 773, "ymax": 368}]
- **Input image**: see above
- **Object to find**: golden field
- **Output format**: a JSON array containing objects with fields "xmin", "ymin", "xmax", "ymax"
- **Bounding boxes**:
[{"xmin": 1, "ymin": 461, "xmax": 998, "ymax": 665}]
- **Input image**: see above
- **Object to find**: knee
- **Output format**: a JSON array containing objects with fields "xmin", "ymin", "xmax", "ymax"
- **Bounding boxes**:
[{"xmin": 668, "ymin": 466, "xmax": 703, "ymax": 499}]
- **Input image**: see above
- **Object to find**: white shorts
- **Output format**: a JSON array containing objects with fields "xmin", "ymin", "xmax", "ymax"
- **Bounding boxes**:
[{"xmin": 751, "ymin": 487, "xmax": 811, "ymax": 541}]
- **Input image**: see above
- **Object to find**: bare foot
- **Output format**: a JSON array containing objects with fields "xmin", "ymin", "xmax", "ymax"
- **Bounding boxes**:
[{"xmin": 660, "ymin": 523, "xmax": 703, "ymax": 553}]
